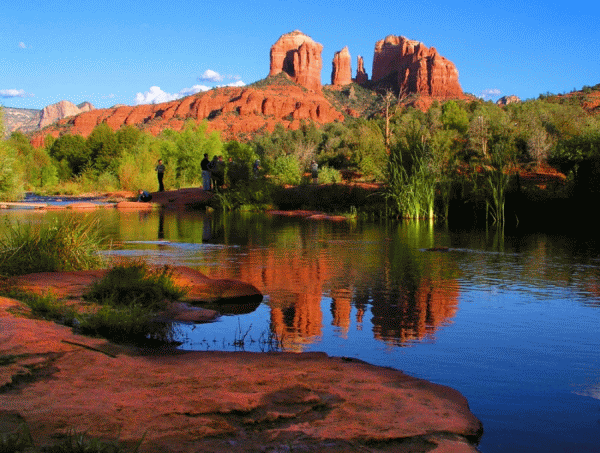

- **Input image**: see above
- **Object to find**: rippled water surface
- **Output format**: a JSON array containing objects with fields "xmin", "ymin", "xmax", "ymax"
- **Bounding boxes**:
[{"xmin": 4, "ymin": 208, "xmax": 600, "ymax": 453}]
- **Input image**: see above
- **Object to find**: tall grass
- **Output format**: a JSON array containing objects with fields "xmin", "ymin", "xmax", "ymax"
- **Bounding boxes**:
[{"xmin": 0, "ymin": 216, "xmax": 107, "ymax": 276}]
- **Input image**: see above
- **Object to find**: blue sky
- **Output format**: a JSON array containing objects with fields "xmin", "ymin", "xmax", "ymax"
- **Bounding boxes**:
[{"xmin": 2, "ymin": 0, "xmax": 599, "ymax": 110}]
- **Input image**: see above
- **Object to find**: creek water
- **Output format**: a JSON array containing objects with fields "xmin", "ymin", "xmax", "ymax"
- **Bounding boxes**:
[{"xmin": 3, "ymin": 207, "xmax": 600, "ymax": 452}]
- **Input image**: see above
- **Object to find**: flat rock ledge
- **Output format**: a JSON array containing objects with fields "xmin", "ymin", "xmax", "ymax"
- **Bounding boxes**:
[
  {"xmin": 12, "ymin": 266, "xmax": 264, "ymax": 322},
  {"xmin": 0, "ymin": 296, "xmax": 483, "ymax": 453}
]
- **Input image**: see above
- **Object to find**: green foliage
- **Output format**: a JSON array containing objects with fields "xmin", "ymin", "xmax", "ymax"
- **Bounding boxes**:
[
  {"xmin": 211, "ymin": 178, "xmax": 277, "ymax": 211},
  {"xmin": 0, "ymin": 138, "xmax": 24, "ymax": 201},
  {"xmin": 0, "ymin": 216, "xmax": 106, "ymax": 276},
  {"xmin": 270, "ymin": 154, "xmax": 302, "ymax": 185},
  {"xmin": 441, "ymin": 100, "xmax": 469, "ymax": 134},
  {"xmin": 87, "ymin": 123, "xmax": 120, "ymax": 173},
  {"xmin": 158, "ymin": 121, "xmax": 223, "ymax": 188},
  {"xmin": 317, "ymin": 165, "xmax": 342, "ymax": 184}
]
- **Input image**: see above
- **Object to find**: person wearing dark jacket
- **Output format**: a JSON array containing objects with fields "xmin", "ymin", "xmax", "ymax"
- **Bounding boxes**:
[{"xmin": 155, "ymin": 159, "xmax": 166, "ymax": 192}]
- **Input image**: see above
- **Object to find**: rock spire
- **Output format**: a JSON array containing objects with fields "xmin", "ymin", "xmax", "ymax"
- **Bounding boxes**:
[{"xmin": 269, "ymin": 30, "xmax": 323, "ymax": 91}]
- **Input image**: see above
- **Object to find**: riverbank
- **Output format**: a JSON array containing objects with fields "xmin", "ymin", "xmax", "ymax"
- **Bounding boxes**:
[{"xmin": 1, "ymin": 290, "xmax": 483, "ymax": 452}]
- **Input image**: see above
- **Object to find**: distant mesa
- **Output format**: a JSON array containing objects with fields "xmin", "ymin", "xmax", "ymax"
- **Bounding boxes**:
[
  {"xmin": 269, "ymin": 30, "xmax": 324, "ymax": 92},
  {"xmin": 496, "ymin": 95, "xmax": 521, "ymax": 106}
]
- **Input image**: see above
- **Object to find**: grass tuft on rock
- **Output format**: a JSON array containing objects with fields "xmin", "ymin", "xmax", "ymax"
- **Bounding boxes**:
[
  {"xmin": 78, "ymin": 261, "xmax": 187, "ymax": 344},
  {"xmin": 83, "ymin": 261, "xmax": 186, "ymax": 311}
]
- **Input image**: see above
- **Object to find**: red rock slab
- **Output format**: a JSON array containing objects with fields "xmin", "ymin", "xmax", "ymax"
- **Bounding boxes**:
[
  {"xmin": 0, "ymin": 297, "xmax": 483, "ymax": 453},
  {"xmin": 13, "ymin": 266, "xmax": 261, "ymax": 305},
  {"xmin": 115, "ymin": 201, "xmax": 156, "ymax": 210},
  {"xmin": 148, "ymin": 188, "xmax": 213, "ymax": 210}
]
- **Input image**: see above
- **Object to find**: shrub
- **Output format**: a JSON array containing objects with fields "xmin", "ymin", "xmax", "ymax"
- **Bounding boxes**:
[
  {"xmin": 317, "ymin": 165, "xmax": 342, "ymax": 184},
  {"xmin": 270, "ymin": 155, "xmax": 301, "ymax": 185}
]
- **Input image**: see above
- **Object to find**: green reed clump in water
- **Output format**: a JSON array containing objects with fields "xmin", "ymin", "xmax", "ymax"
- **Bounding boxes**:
[{"xmin": 0, "ymin": 215, "xmax": 107, "ymax": 276}]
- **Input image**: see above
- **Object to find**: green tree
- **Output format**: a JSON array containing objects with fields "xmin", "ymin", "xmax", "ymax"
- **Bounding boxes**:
[
  {"xmin": 0, "ymin": 110, "xmax": 24, "ymax": 200},
  {"xmin": 50, "ymin": 134, "xmax": 91, "ymax": 178}
]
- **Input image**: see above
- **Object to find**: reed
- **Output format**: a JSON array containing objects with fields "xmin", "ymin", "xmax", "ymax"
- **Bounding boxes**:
[{"xmin": 386, "ymin": 141, "xmax": 436, "ymax": 219}]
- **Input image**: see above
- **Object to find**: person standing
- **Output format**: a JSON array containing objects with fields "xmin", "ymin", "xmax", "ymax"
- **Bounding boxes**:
[
  {"xmin": 201, "ymin": 153, "xmax": 211, "ymax": 191},
  {"xmin": 155, "ymin": 159, "xmax": 166, "ymax": 192},
  {"xmin": 310, "ymin": 160, "xmax": 319, "ymax": 184}
]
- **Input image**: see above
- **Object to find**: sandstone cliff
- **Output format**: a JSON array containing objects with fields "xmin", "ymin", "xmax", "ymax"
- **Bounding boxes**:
[
  {"xmin": 331, "ymin": 47, "xmax": 352, "ymax": 86},
  {"xmin": 371, "ymin": 35, "xmax": 464, "ymax": 99},
  {"xmin": 30, "ymin": 82, "xmax": 344, "ymax": 147},
  {"xmin": 39, "ymin": 100, "xmax": 95, "ymax": 129},
  {"xmin": 269, "ymin": 30, "xmax": 323, "ymax": 92}
]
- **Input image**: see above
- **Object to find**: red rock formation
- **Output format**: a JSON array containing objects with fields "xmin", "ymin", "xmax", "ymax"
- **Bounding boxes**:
[
  {"xmin": 331, "ymin": 46, "xmax": 352, "ymax": 86},
  {"xmin": 269, "ymin": 30, "xmax": 323, "ymax": 92},
  {"xmin": 38, "ymin": 100, "xmax": 95, "ymax": 128},
  {"xmin": 355, "ymin": 56, "xmax": 368, "ymax": 85},
  {"xmin": 372, "ymin": 35, "xmax": 463, "ymax": 99},
  {"xmin": 30, "ymin": 85, "xmax": 344, "ymax": 147}
]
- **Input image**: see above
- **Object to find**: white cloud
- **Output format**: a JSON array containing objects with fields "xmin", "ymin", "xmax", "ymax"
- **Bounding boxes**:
[
  {"xmin": 480, "ymin": 88, "xmax": 501, "ymax": 100},
  {"xmin": 198, "ymin": 69, "xmax": 224, "ymax": 82},
  {"xmin": 18, "ymin": 42, "xmax": 27, "ymax": 49},
  {"xmin": 134, "ymin": 85, "xmax": 210, "ymax": 105},
  {"xmin": 134, "ymin": 81, "xmax": 246, "ymax": 105},
  {"xmin": 0, "ymin": 89, "xmax": 33, "ymax": 98}
]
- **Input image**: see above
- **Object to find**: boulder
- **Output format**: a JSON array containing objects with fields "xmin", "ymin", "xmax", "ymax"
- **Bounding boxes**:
[
  {"xmin": 331, "ymin": 46, "xmax": 352, "ymax": 86},
  {"xmin": 269, "ymin": 30, "xmax": 323, "ymax": 91}
]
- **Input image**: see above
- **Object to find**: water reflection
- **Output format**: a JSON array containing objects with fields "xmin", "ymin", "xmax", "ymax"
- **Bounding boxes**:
[{"xmin": 4, "ymin": 207, "xmax": 600, "ymax": 453}]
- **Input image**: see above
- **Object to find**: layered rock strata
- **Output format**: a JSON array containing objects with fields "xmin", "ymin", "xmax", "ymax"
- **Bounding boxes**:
[{"xmin": 269, "ymin": 30, "xmax": 323, "ymax": 91}]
